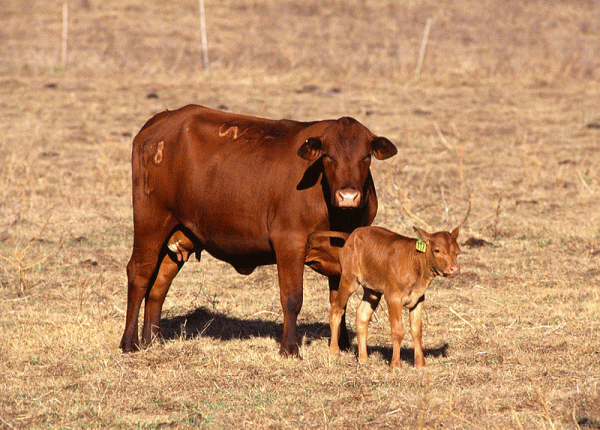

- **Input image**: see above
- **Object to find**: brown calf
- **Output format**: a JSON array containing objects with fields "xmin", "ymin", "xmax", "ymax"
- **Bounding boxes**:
[{"xmin": 307, "ymin": 226, "xmax": 460, "ymax": 368}]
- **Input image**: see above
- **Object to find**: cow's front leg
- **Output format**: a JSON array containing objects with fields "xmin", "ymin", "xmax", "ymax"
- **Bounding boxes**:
[{"xmin": 272, "ymin": 235, "xmax": 306, "ymax": 358}]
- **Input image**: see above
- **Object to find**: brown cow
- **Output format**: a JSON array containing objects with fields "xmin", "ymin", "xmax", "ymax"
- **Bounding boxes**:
[
  {"xmin": 120, "ymin": 104, "xmax": 397, "ymax": 357},
  {"xmin": 307, "ymin": 226, "xmax": 460, "ymax": 368}
]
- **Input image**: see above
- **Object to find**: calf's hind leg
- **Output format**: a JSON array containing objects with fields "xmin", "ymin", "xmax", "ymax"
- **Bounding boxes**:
[
  {"xmin": 329, "ymin": 273, "xmax": 359, "ymax": 358},
  {"xmin": 355, "ymin": 287, "xmax": 382, "ymax": 364},
  {"xmin": 386, "ymin": 294, "xmax": 405, "ymax": 369},
  {"xmin": 329, "ymin": 275, "xmax": 351, "ymax": 350}
]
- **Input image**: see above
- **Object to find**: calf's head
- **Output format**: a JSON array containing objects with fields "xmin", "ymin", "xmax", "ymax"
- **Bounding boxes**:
[
  {"xmin": 414, "ymin": 226, "xmax": 461, "ymax": 277},
  {"xmin": 297, "ymin": 117, "xmax": 397, "ymax": 208}
]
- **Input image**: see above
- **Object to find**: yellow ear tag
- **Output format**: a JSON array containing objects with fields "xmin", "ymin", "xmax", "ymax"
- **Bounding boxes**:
[{"xmin": 416, "ymin": 239, "xmax": 427, "ymax": 253}]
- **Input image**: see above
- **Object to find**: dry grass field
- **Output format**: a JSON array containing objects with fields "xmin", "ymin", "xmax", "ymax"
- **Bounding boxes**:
[{"xmin": 1, "ymin": 0, "xmax": 600, "ymax": 428}]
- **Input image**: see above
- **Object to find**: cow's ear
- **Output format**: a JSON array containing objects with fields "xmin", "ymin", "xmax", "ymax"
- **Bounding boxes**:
[
  {"xmin": 371, "ymin": 137, "xmax": 397, "ymax": 160},
  {"xmin": 297, "ymin": 137, "xmax": 323, "ymax": 161}
]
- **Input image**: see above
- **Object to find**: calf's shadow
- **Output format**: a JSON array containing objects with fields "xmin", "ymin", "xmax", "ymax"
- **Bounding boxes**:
[
  {"xmin": 160, "ymin": 306, "xmax": 449, "ymax": 366},
  {"xmin": 368, "ymin": 343, "xmax": 449, "ymax": 367}
]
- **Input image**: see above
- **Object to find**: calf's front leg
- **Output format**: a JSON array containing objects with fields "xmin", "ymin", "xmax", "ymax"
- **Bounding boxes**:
[{"xmin": 409, "ymin": 297, "xmax": 426, "ymax": 367}]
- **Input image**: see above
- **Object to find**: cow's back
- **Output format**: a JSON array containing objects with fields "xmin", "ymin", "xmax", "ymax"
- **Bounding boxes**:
[{"xmin": 131, "ymin": 105, "xmax": 332, "ymax": 259}]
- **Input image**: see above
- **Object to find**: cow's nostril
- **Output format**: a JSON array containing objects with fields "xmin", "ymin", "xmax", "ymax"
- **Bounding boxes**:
[
  {"xmin": 340, "ymin": 191, "xmax": 358, "ymax": 200},
  {"xmin": 336, "ymin": 189, "xmax": 360, "ymax": 207}
]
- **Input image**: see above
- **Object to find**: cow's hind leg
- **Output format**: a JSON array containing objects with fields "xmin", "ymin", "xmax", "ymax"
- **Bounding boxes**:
[
  {"xmin": 121, "ymin": 256, "xmax": 147, "ymax": 352},
  {"xmin": 120, "ymin": 217, "xmax": 179, "ymax": 353},
  {"xmin": 141, "ymin": 227, "xmax": 198, "ymax": 347},
  {"xmin": 121, "ymin": 234, "xmax": 169, "ymax": 352},
  {"xmin": 140, "ymin": 251, "xmax": 183, "ymax": 346}
]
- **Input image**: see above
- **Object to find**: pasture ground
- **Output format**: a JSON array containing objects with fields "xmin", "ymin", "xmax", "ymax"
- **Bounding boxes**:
[{"xmin": 1, "ymin": 0, "xmax": 599, "ymax": 428}]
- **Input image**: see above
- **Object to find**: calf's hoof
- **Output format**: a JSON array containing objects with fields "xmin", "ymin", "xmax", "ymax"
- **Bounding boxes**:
[
  {"xmin": 390, "ymin": 360, "xmax": 402, "ymax": 369},
  {"xmin": 328, "ymin": 346, "xmax": 340, "ymax": 359}
]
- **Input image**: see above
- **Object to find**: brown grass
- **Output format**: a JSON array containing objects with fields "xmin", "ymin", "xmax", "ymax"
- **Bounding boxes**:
[{"xmin": 1, "ymin": 0, "xmax": 600, "ymax": 428}]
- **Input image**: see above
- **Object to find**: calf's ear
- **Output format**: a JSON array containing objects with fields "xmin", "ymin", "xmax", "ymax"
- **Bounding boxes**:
[
  {"xmin": 451, "ymin": 227, "xmax": 459, "ymax": 240},
  {"xmin": 413, "ymin": 226, "xmax": 432, "ymax": 242},
  {"xmin": 371, "ymin": 137, "xmax": 397, "ymax": 160},
  {"xmin": 297, "ymin": 137, "xmax": 323, "ymax": 161}
]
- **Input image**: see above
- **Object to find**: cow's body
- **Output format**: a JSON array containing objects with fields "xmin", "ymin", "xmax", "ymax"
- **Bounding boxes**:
[
  {"xmin": 308, "ymin": 226, "xmax": 460, "ymax": 368},
  {"xmin": 120, "ymin": 105, "xmax": 397, "ymax": 356}
]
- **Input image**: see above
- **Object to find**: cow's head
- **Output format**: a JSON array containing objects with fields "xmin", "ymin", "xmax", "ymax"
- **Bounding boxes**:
[
  {"xmin": 414, "ymin": 226, "xmax": 461, "ymax": 277},
  {"xmin": 297, "ymin": 117, "xmax": 397, "ymax": 208}
]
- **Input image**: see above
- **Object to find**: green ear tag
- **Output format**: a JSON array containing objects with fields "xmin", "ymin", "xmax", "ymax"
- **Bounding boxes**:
[{"xmin": 416, "ymin": 239, "xmax": 427, "ymax": 253}]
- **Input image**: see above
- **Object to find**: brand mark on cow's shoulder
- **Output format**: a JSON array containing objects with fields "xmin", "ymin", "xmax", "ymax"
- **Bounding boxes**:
[
  {"xmin": 153, "ymin": 141, "xmax": 164, "ymax": 165},
  {"xmin": 218, "ymin": 124, "xmax": 240, "ymax": 140}
]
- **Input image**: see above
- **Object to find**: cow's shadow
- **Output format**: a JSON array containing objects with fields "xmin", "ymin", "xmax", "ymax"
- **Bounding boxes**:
[
  {"xmin": 160, "ymin": 307, "xmax": 449, "ymax": 366},
  {"xmin": 160, "ymin": 306, "xmax": 330, "ymax": 347}
]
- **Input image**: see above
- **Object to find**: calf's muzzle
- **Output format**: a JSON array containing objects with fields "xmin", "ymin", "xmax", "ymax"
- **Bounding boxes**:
[{"xmin": 446, "ymin": 264, "xmax": 460, "ymax": 277}]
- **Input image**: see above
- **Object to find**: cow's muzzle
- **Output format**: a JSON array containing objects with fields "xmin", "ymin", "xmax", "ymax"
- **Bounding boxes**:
[{"xmin": 334, "ymin": 188, "xmax": 361, "ymax": 208}]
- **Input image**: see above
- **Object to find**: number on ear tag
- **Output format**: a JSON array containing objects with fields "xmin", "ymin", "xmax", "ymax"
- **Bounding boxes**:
[{"xmin": 416, "ymin": 239, "xmax": 427, "ymax": 253}]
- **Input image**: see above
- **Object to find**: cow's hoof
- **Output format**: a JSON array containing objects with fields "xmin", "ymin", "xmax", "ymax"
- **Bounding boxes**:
[
  {"xmin": 119, "ymin": 339, "xmax": 140, "ymax": 354},
  {"xmin": 279, "ymin": 345, "xmax": 302, "ymax": 359}
]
